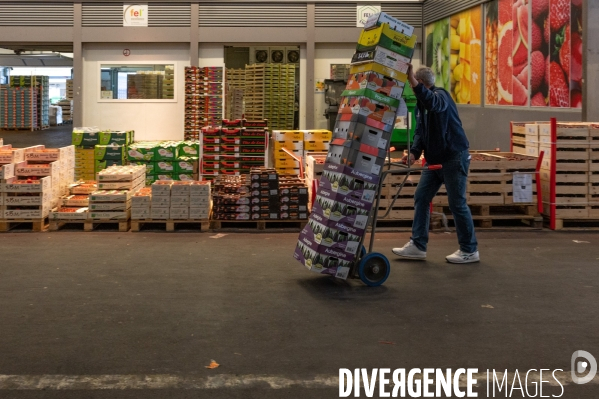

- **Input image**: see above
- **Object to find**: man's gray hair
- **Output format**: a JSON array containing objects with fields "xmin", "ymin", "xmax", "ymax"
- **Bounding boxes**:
[{"xmin": 415, "ymin": 67, "xmax": 436, "ymax": 87}]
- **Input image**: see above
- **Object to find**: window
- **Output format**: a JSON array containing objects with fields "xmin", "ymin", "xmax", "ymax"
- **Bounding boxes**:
[{"xmin": 99, "ymin": 63, "xmax": 175, "ymax": 102}]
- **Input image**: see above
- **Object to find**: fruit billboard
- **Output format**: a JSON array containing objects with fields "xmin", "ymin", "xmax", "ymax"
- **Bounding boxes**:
[
  {"xmin": 425, "ymin": 6, "xmax": 482, "ymax": 105},
  {"xmin": 484, "ymin": 0, "xmax": 582, "ymax": 108}
]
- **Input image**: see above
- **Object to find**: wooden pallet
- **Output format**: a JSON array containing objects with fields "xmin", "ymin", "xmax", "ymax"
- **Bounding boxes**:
[
  {"xmin": 433, "ymin": 204, "xmax": 542, "ymax": 228},
  {"xmin": 210, "ymin": 219, "xmax": 307, "ymax": 230},
  {"xmin": 0, "ymin": 217, "xmax": 48, "ymax": 232},
  {"xmin": 49, "ymin": 219, "xmax": 130, "ymax": 232},
  {"xmin": 130, "ymin": 219, "xmax": 210, "ymax": 232}
]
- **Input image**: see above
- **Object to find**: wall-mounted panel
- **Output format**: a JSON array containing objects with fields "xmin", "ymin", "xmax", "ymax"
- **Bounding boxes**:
[
  {"xmin": 82, "ymin": 3, "xmax": 122, "ymax": 27},
  {"xmin": 199, "ymin": 3, "xmax": 307, "ymax": 27},
  {"xmin": 148, "ymin": 3, "xmax": 191, "ymax": 27},
  {"xmin": 0, "ymin": 3, "xmax": 73, "ymax": 26},
  {"xmin": 198, "ymin": 27, "xmax": 307, "ymax": 43},
  {"xmin": 381, "ymin": 3, "xmax": 423, "ymax": 27},
  {"xmin": 423, "ymin": 0, "xmax": 485, "ymax": 25},
  {"xmin": 315, "ymin": 3, "xmax": 356, "ymax": 27}
]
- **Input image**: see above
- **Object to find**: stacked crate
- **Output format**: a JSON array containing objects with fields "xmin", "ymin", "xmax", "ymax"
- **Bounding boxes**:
[
  {"xmin": 244, "ymin": 64, "xmax": 265, "ymax": 121},
  {"xmin": 8, "ymin": 75, "xmax": 49, "ymax": 129},
  {"xmin": 24, "ymin": 145, "xmax": 75, "ymax": 201},
  {"xmin": 162, "ymin": 65, "xmax": 174, "ymax": 99},
  {"xmin": 279, "ymin": 65, "xmax": 296, "ymax": 130},
  {"xmin": 225, "ymin": 68, "xmax": 245, "ymax": 120},
  {"xmin": 278, "ymin": 174, "xmax": 309, "ymax": 220},
  {"xmin": 184, "ymin": 66, "xmax": 224, "ymax": 139},
  {"xmin": 56, "ymin": 99, "xmax": 73, "ymax": 123},
  {"xmin": 294, "ymin": 12, "xmax": 416, "ymax": 279},
  {"xmin": 538, "ymin": 122, "xmax": 592, "ymax": 223},
  {"xmin": 50, "ymin": 180, "xmax": 96, "ymax": 222},
  {"xmin": 73, "ymin": 127, "xmax": 99, "ymax": 181},
  {"xmin": 128, "ymin": 140, "xmax": 199, "ymax": 185},
  {"xmin": 271, "ymin": 129, "xmax": 332, "ymax": 176},
  {"xmin": 88, "ymin": 165, "xmax": 145, "ymax": 221},
  {"xmin": 65, "ymin": 79, "xmax": 74, "ymax": 100},
  {"xmin": 211, "ymin": 175, "xmax": 252, "ymax": 220},
  {"xmin": 0, "ymin": 87, "xmax": 38, "ymax": 130}
]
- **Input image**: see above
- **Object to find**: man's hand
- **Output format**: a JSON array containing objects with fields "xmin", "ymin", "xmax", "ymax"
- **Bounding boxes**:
[
  {"xmin": 401, "ymin": 153, "xmax": 417, "ymax": 165},
  {"xmin": 407, "ymin": 63, "xmax": 419, "ymax": 88}
]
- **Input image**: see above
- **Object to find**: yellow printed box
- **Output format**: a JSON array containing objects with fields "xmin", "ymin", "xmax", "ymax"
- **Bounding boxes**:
[
  {"xmin": 272, "ymin": 130, "xmax": 304, "ymax": 141},
  {"xmin": 304, "ymin": 141, "xmax": 330, "ymax": 151},
  {"xmin": 273, "ymin": 141, "xmax": 304, "ymax": 151},
  {"xmin": 274, "ymin": 158, "xmax": 301, "ymax": 168},
  {"xmin": 303, "ymin": 130, "xmax": 332, "ymax": 141},
  {"xmin": 357, "ymin": 23, "xmax": 416, "ymax": 58}
]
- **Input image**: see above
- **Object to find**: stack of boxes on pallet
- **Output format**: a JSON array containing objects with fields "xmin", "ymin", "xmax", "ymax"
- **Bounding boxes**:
[
  {"xmin": 127, "ymin": 141, "xmax": 199, "ymax": 185},
  {"xmin": 294, "ymin": 12, "xmax": 416, "ymax": 278},
  {"xmin": 212, "ymin": 168, "xmax": 307, "ymax": 221},
  {"xmin": 137, "ymin": 180, "xmax": 211, "ymax": 221},
  {"xmin": 8, "ymin": 75, "xmax": 49, "ymax": 129},
  {"xmin": 72, "ymin": 128, "xmax": 134, "ymax": 180},
  {"xmin": 0, "ymin": 145, "xmax": 75, "ymax": 220},
  {"xmin": 225, "ymin": 68, "xmax": 244, "ymax": 120},
  {"xmin": 65, "ymin": 79, "xmax": 74, "ymax": 101},
  {"xmin": 272, "ymin": 129, "xmax": 332, "ymax": 176},
  {"xmin": 201, "ymin": 119, "xmax": 268, "ymax": 181},
  {"xmin": 184, "ymin": 66, "xmax": 224, "ymax": 140},
  {"xmin": 528, "ymin": 122, "xmax": 599, "ymax": 222},
  {"xmin": 265, "ymin": 64, "xmax": 296, "ymax": 130},
  {"xmin": 50, "ymin": 180, "xmax": 97, "ymax": 221},
  {"xmin": 88, "ymin": 165, "xmax": 145, "ymax": 221},
  {"xmin": 0, "ymin": 87, "xmax": 38, "ymax": 130}
]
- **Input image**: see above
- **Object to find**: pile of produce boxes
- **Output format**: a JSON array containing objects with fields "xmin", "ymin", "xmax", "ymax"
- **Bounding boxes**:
[
  {"xmin": 184, "ymin": 66, "xmax": 224, "ymax": 140},
  {"xmin": 212, "ymin": 167, "xmax": 307, "ymax": 220},
  {"xmin": 272, "ymin": 129, "xmax": 332, "ymax": 176},
  {"xmin": 1, "ymin": 144, "xmax": 75, "ymax": 220},
  {"xmin": 50, "ymin": 180, "xmax": 97, "ymax": 221},
  {"xmin": 72, "ymin": 128, "xmax": 134, "ymax": 180},
  {"xmin": 201, "ymin": 119, "xmax": 268, "ymax": 180},
  {"xmin": 127, "ymin": 141, "xmax": 199, "ymax": 184},
  {"xmin": 87, "ymin": 165, "xmax": 145, "ymax": 221},
  {"xmin": 294, "ymin": 12, "xmax": 416, "ymax": 278},
  {"xmin": 131, "ymin": 180, "xmax": 211, "ymax": 221}
]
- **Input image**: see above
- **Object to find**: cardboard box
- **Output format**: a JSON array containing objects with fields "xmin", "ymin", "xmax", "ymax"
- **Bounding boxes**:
[
  {"xmin": 2, "ymin": 176, "xmax": 52, "ymax": 193},
  {"xmin": 317, "ymin": 187, "xmax": 375, "ymax": 213},
  {"xmin": 97, "ymin": 177, "xmax": 144, "ymax": 190},
  {"xmin": 151, "ymin": 181, "xmax": 172, "ymax": 195},
  {"xmin": 189, "ymin": 181, "xmax": 211, "ymax": 195},
  {"xmin": 154, "ymin": 144, "xmax": 178, "ymax": 161},
  {"xmin": 177, "ymin": 142, "xmax": 200, "ymax": 157},
  {"xmin": 88, "ymin": 210, "xmax": 130, "ymax": 220},
  {"xmin": 319, "ymin": 162, "xmax": 379, "ymax": 197},
  {"xmin": 272, "ymin": 130, "xmax": 304, "ymax": 141},
  {"xmin": 364, "ymin": 12, "xmax": 415, "ymax": 36},
  {"xmin": 274, "ymin": 158, "xmax": 301, "ymax": 169},
  {"xmin": 95, "ymin": 160, "xmax": 124, "ymax": 172},
  {"xmin": 94, "ymin": 145, "xmax": 127, "ymax": 161},
  {"xmin": 150, "ymin": 208, "xmax": 170, "ymax": 219},
  {"xmin": 338, "ymin": 96, "xmax": 397, "ymax": 128},
  {"xmin": 299, "ymin": 217, "xmax": 361, "ymax": 259},
  {"xmin": 357, "ymin": 23, "xmax": 416, "ymax": 58},
  {"xmin": 174, "ymin": 158, "xmax": 198, "ymax": 173},
  {"xmin": 97, "ymin": 165, "xmax": 145, "ymax": 181},
  {"xmin": 131, "ymin": 208, "xmax": 152, "ymax": 219},
  {"xmin": 293, "ymin": 241, "xmax": 352, "ymax": 279},
  {"xmin": 0, "ymin": 146, "xmax": 25, "ymax": 164},
  {"xmin": 72, "ymin": 131, "xmax": 100, "ymax": 147},
  {"xmin": 311, "ymin": 195, "xmax": 370, "ymax": 234},
  {"xmin": 3, "ymin": 206, "xmax": 51, "ymax": 219},
  {"xmin": 24, "ymin": 146, "xmax": 74, "ymax": 162},
  {"xmin": 60, "ymin": 194, "xmax": 89, "ymax": 207},
  {"xmin": 327, "ymin": 139, "xmax": 387, "ymax": 175},
  {"xmin": 303, "ymin": 141, "xmax": 330, "ymax": 152},
  {"xmin": 128, "ymin": 145, "xmax": 155, "ymax": 161},
  {"xmin": 89, "ymin": 201, "xmax": 131, "ymax": 211},
  {"xmin": 15, "ymin": 161, "xmax": 60, "ymax": 177},
  {"xmin": 155, "ymin": 161, "xmax": 176, "ymax": 173},
  {"xmin": 2, "ymin": 192, "xmax": 51, "ymax": 206},
  {"xmin": 151, "ymin": 196, "xmax": 171, "ymax": 207},
  {"xmin": 49, "ymin": 207, "xmax": 89, "ymax": 220},
  {"xmin": 333, "ymin": 120, "xmax": 392, "ymax": 150},
  {"xmin": 98, "ymin": 131, "xmax": 132, "ymax": 146},
  {"xmin": 128, "ymin": 161, "xmax": 155, "ymax": 174},
  {"xmin": 189, "ymin": 208, "xmax": 209, "ymax": 219},
  {"xmin": 346, "ymin": 63, "xmax": 407, "ymax": 99},
  {"xmin": 89, "ymin": 190, "xmax": 133, "ymax": 202},
  {"xmin": 0, "ymin": 163, "xmax": 15, "ymax": 179},
  {"xmin": 273, "ymin": 141, "xmax": 304, "ymax": 151},
  {"xmin": 351, "ymin": 46, "xmax": 411, "ymax": 72}
]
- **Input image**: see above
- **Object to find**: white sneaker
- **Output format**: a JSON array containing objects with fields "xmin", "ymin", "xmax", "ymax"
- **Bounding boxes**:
[
  {"xmin": 392, "ymin": 240, "xmax": 427, "ymax": 259},
  {"xmin": 446, "ymin": 250, "xmax": 480, "ymax": 264}
]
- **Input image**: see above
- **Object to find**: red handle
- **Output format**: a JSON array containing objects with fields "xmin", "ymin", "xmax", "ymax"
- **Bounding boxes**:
[{"xmin": 428, "ymin": 164, "xmax": 442, "ymax": 170}]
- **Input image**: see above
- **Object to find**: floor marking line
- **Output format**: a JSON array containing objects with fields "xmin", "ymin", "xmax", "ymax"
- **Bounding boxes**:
[{"xmin": 0, "ymin": 372, "xmax": 596, "ymax": 390}]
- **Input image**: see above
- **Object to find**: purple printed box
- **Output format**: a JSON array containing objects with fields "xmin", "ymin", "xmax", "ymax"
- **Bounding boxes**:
[
  {"xmin": 298, "ymin": 217, "xmax": 361, "ymax": 260},
  {"xmin": 311, "ymin": 195, "xmax": 370, "ymax": 235},
  {"xmin": 319, "ymin": 163, "xmax": 379, "ymax": 200},
  {"xmin": 293, "ymin": 241, "xmax": 352, "ymax": 280},
  {"xmin": 316, "ymin": 187, "xmax": 376, "ymax": 213}
]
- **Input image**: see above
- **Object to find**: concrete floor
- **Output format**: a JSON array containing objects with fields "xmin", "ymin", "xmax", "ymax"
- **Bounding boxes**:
[
  {"xmin": 1, "ymin": 124, "xmax": 73, "ymax": 149},
  {"xmin": 0, "ymin": 230, "xmax": 598, "ymax": 398}
]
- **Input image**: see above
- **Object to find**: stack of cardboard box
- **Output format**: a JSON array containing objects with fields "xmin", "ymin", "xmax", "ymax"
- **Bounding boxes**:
[{"xmin": 294, "ymin": 12, "xmax": 416, "ymax": 279}]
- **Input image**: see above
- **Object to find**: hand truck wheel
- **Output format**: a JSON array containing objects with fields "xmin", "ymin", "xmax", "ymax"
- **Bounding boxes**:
[{"xmin": 358, "ymin": 252, "xmax": 390, "ymax": 287}]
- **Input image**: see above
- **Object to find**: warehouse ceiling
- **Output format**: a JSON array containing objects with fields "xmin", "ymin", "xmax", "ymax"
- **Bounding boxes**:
[{"xmin": 0, "ymin": 43, "xmax": 73, "ymax": 67}]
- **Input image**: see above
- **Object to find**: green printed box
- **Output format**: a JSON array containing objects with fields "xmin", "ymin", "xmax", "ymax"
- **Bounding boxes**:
[
  {"xmin": 98, "ymin": 131, "xmax": 132, "ymax": 146},
  {"xmin": 154, "ymin": 144, "xmax": 178, "ymax": 161},
  {"xmin": 145, "ymin": 174, "xmax": 157, "ymax": 186},
  {"xmin": 177, "ymin": 141, "xmax": 200, "ymax": 157},
  {"xmin": 155, "ymin": 161, "xmax": 176, "ymax": 173},
  {"xmin": 128, "ymin": 144, "xmax": 155, "ymax": 161},
  {"xmin": 95, "ymin": 159, "xmax": 124, "ymax": 172},
  {"xmin": 175, "ymin": 157, "xmax": 198, "ymax": 173},
  {"xmin": 94, "ymin": 145, "xmax": 127, "ymax": 160},
  {"xmin": 129, "ymin": 161, "xmax": 155, "ymax": 174},
  {"xmin": 72, "ymin": 132, "xmax": 99, "ymax": 148}
]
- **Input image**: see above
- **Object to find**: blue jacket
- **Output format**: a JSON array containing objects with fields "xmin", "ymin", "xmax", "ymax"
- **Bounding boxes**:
[{"xmin": 409, "ymin": 83, "xmax": 469, "ymax": 165}]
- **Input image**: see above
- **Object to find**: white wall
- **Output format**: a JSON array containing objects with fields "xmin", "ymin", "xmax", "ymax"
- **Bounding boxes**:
[
  {"xmin": 314, "ymin": 44, "xmax": 422, "ymax": 130},
  {"xmin": 82, "ymin": 43, "xmax": 189, "ymax": 141},
  {"xmin": 198, "ymin": 44, "xmax": 225, "ymax": 68}
]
